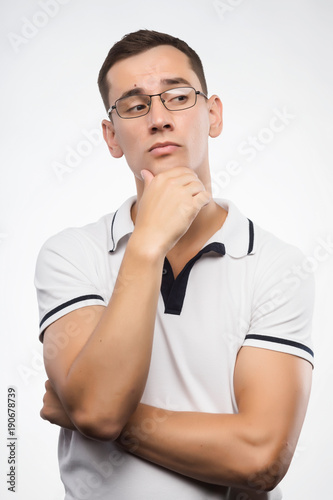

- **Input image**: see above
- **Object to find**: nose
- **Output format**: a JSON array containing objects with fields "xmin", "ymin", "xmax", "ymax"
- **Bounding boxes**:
[{"xmin": 147, "ymin": 95, "xmax": 174, "ymax": 133}]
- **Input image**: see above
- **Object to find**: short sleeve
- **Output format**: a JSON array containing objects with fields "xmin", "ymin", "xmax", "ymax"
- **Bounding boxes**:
[
  {"xmin": 243, "ymin": 240, "xmax": 315, "ymax": 366},
  {"xmin": 34, "ymin": 229, "xmax": 106, "ymax": 342}
]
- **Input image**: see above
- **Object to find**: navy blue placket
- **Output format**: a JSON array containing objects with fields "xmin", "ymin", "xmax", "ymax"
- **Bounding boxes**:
[{"xmin": 161, "ymin": 242, "xmax": 225, "ymax": 315}]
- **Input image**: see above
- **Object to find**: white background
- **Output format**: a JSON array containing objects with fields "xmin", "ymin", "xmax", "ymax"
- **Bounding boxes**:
[{"xmin": 1, "ymin": 1, "xmax": 332, "ymax": 499}]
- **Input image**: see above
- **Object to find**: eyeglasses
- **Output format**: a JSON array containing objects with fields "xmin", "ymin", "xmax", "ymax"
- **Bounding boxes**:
[{"xmin": 108, "ymin": 86, "xmax": 208, "ymax": 120}]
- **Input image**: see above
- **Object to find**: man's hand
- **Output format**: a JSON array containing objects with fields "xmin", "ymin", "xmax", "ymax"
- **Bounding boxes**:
[
  {"xmin": 134, "ymin": 167, "xmax": 211, "ymax": 255},
  {"xmin": 40, "ymin": 379, "xmax": 76, "ymax": 430}
]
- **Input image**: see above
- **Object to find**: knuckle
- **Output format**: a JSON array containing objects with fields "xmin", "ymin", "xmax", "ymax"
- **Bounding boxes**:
[{"xmin": 168, "ymin": 177, "xmax": 177, "ymax": 187}]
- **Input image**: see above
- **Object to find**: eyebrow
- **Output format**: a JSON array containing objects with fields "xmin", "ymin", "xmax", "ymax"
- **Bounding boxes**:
[{"xmin": 118, "ymin": 77, "xmax": 192, "ymax": 100}]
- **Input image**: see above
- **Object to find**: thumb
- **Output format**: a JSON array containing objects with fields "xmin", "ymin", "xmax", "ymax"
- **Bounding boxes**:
[{"xmin": 140, "ymin": 169, "xmax": 154, "ymax": 187}]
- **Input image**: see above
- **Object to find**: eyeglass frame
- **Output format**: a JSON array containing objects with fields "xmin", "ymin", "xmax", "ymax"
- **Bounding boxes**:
[{"xmin": 107, "ymin": 86, "xmax": 208, "ymax": 120}]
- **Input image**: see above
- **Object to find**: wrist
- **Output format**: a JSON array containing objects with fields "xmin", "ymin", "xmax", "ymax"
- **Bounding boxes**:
[{"xmin": 128, "ymin": 229, "xmax": 167, "ymax": 263}]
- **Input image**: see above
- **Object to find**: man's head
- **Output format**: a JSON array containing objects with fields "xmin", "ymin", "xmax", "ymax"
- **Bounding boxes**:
[
  {"xmin": 98, "ymin": 30, "xmax": 208, "ymax": 112},
  {"xmin": 99, "ymin": 30, "xmax": 222, "ymax": 192}
]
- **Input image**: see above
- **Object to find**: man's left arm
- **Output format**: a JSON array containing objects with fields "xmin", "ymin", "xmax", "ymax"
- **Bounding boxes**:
[{"xmin": 117, "ymin": 347, "xmax": 312, "ymax": 492}]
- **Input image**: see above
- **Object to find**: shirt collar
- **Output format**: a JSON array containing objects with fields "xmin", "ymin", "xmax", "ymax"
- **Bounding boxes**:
[
  {"xmin": 108, "ymin": 196, "xmax": 136, "ymax": 252},
  {"xmin": 205, "ymin": 199, "xmax": 256, "ymax": 258},
  {"xmin": 109, "ymin": 196, "xmax": 256, "ymax": 258}
]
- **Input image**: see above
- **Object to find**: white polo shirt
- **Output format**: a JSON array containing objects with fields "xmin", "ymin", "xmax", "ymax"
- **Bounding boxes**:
[{"xmin": 35, "ymin": 197, "xmax": 314, "ymax": 500}]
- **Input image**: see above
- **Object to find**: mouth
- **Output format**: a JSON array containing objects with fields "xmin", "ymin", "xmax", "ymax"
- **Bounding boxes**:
[{"xmin": 149, "ymin": 142, "xmax": 180, "ymax": 156}]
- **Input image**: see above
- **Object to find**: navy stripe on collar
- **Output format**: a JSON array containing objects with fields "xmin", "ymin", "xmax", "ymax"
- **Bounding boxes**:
[
  {"xmin": 247, "ymin": 219, "xmax": 254, "ymax": 254},
  {"xmin": 110, "ymin": 210, "xmax": 118, "ymax": 252}
]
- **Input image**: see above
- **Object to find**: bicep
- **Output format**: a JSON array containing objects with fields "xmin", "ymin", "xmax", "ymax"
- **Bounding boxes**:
[
  {"xmin": 234, "ymin": 346, "xmax": 312, "ymax": 453},
  {"xmin": 43, "ymin": 305, "xmax": 105, "ymax": 394}
]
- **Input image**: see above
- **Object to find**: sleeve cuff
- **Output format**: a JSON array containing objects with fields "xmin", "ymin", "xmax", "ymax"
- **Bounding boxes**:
[{"xmin": 39, "ymin": 294, "xmax": 105, "ymax": 341}]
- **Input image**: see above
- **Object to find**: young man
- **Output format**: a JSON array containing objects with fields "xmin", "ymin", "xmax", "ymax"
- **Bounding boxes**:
[{"xmin": 35, "ymin": 30, "xmax": 314, "ymax": 499}]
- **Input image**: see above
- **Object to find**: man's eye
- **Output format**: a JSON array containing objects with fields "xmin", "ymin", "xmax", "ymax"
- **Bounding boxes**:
[
  {"xmin": 174, "ymin": 95, "xmax": 187, "ymax": 101},
  {"xmin": 166, "ymin": 94, "xmax": 189, "ymax": 105},
  {"xmin": 127, "ymin": 103, "xmax": 147, "ymax": 112}
]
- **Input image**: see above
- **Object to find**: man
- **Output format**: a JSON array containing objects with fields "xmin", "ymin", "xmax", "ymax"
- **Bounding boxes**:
[{"xmin": 35, "ymin": 30, "xmax": 314, "ymax": 499}]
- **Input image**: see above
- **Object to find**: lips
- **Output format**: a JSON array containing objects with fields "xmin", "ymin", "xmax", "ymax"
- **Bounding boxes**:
[{"xmin": 149, "ymin": 142, "xmax": 180, "ymax": 155}]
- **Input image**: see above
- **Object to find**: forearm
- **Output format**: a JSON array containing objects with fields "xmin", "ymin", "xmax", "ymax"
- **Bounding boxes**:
[
  {"xmin": 118, "ymin": 404, "xmax": 290, "ymax": 492},
  {"xmin": 59, "ymin": 236, "xmax": 164, "ymax": 437}
]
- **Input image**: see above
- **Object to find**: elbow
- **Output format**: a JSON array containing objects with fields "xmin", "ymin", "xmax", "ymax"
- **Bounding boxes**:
[
  {"xmin": 72, "ymin": 409, "xmax": 124, "ymax": 442},
  {"xmin": 243, "ymin": 445, "xmax": 292, "ymax": 492}
]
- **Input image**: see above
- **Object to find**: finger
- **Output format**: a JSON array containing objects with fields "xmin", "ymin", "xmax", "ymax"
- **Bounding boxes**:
[
  {"xmin": 140, "ymin": 169, "xmax": 154, "ymax": 187},
  {"xmin": 193, "ymin": 190, "xmax": 212, "ymax": 208},
  {"xmin": 162, "ymin": 166, "xmax": 193, "ymax": 177},
  {"xmin": 182, "ymin": 178, "xmax": 206, "ymax": 196},
  {"xmin": 168, "ymin": 172, "xmax": 199, "ymax": 187}
]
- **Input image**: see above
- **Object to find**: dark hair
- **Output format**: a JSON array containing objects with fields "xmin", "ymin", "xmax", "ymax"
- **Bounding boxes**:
[{"xmin": 97, "ymin": 29, "xmax": 208, "ymax": 111}]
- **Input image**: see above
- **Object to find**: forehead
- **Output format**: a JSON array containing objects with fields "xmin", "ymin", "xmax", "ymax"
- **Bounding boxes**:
[{"xmin": 106, "ymin": 45, "xmax": 200, "ymax": 100}]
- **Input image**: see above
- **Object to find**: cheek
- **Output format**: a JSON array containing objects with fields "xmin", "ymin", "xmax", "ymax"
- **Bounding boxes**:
[
  {"xmin": 116, "ymin": 129, "xmax": 146, "ymax": 175},
  {"xmin": 187, "ymin": 118, "xmax": 209, "ymax": 155},
  {"xmin": 116, "ymin": 128, "xmax": 141, "ymax": 157},
  {"xmin": 185, "ymin": 108, "xmax": 209, "ymax": 138}
]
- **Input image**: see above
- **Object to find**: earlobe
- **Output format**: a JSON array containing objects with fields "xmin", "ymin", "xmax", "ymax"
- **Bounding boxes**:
[
  {"xmin": 208, "ymin": 96, "xmax": 223, "ymax": 138},
  {"xmin": 102, "ymin": 119, "xmax": 124, "ymax": 159}
]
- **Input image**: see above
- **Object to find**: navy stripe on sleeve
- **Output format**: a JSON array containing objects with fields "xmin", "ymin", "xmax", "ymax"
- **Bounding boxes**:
[
  {"xmin": 245, "ymin": 334, "xmax": 314, "ymax": 358},
  {"xmin": 39, "ymin": 294, "xmax": 105, "ymax": 328}
]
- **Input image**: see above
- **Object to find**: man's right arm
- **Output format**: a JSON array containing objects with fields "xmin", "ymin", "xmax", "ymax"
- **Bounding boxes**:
[
  {"xmin": 43, "ymin": 238, "xmax": 164, "ymax": 442},
  {"xmin": 42, "ymin": 167, "xmax": 210, "ymax": 441}
]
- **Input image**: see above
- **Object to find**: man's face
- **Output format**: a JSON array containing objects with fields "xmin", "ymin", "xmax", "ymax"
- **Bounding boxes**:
[{"xmin": 102, "ymin": 45, "xmax": 221, "ymax": 183}]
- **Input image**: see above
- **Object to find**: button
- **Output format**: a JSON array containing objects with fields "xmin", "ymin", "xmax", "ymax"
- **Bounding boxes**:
[{"xmin": 162, "ymin": 268, "xmax": 167, "ymax": 275}]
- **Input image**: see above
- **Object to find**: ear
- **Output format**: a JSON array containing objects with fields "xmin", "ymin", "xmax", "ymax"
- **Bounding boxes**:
[
  {"xmin": 208, "ymin": 95, "xmax": 223, "ymax": 138},
  {"xmin": 102, "ymin": 119, "xmax": 124, "ymax": 159}
]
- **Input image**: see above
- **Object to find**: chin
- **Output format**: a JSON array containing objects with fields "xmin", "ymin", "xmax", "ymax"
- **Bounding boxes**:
[{"xmin": 152, "ymin": 155, "xmax": 188, "ymax": 170}]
